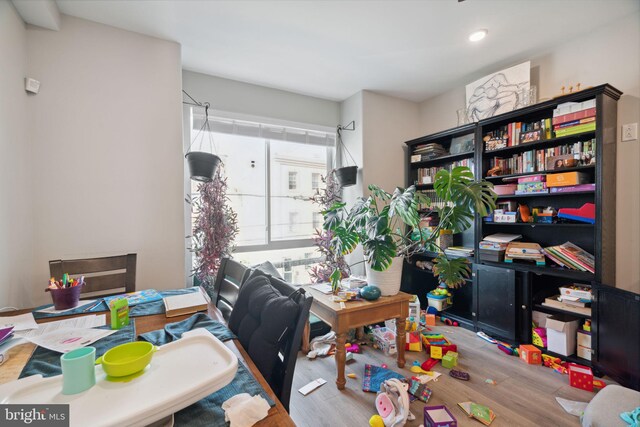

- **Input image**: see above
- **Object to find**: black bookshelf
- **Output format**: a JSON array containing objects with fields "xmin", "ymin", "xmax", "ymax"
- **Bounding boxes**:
[{"xmin": 484, "ymin": 165, "xmax": 595, "ymax": 181}]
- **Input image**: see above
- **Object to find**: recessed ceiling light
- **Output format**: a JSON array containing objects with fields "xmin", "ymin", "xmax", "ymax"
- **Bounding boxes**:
[{"xmin": 469, "ymin": 29, "xmax": 488, "ymax": 42}]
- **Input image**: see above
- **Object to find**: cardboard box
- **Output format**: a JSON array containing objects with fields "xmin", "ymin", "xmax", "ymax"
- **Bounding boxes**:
[
  {"xmin": 546, "ymin": 315, "xmax": 580, "ymax": 356},
  {"xmin": 546, "ymin": 172, "xmax": 589, "ymax": 187},
  {"xmin": 494, "ymin": 212, "xmax": 517, "ymax": 223},
  {"xmin": 559, "ymin": 287, "xmax": 592, "ymax": 301},
  {"xmin": 577, "ymin": 344, "xmax": 592, "ymax": 361},
  {"xmin": 568, "ymin": 363, "xmax": 594, "ymax": 392},
  {"xmin": 577, "ymin": 330, "xmax": 592, "ymax": 349},
  {"xmin": 519, "ymin": 344, "xmax": 542, "ymax": 364},
  {"xmin": 532, "ymin": 310, "xmax": 552, "ymax": 328},
  {"xmin": 424, "ymin": 405, "xmax": 458, "ymax": 427}
]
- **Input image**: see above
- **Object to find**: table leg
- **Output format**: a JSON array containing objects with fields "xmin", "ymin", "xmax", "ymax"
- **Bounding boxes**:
[
  {"xmin": 335, "ymin": 332, "xmax": 347, "ymax": 390},
  {"xmin": 395, "ymin": 317, "xmax": 406, "ymax": 368},
  {"xmin": 301, "ymin": 319, "xmax": 310, "ymax": 354}
]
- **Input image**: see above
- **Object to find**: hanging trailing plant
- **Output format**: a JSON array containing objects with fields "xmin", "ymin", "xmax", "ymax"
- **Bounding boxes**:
[
  {"xmin": 191, "ymin": 167, "xmax": 239, "ymax": 290},
  {"xmin": 308, "ymin": 170, "xmax": 350, "ymax": 283}
]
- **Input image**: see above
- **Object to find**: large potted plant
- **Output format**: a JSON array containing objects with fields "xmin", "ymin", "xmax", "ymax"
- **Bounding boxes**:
[{"xmin": 323, "ymin": 166, "xmax": 496, "ymax": 295}]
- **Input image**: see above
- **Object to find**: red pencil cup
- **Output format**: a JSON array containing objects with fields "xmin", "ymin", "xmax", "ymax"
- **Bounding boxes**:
[{"xmin": 50, "ymin": 285, "xmax": 84, "ymax": 310}]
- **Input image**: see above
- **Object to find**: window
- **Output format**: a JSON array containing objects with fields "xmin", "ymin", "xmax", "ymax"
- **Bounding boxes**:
[
  {"xmin": 312, "ymin": 212, "xmax": 322, "ymax": 230},
  {"xmin": 288, "ymin": 172, "xmax": 298, "ymax": 190},
  {"xmin": 186, "ymin": 110, "xmax": 334, "ymax": 284},
  {"xmin": 312, "ymin": 173, "xmax": 321, "ymax": 190}
]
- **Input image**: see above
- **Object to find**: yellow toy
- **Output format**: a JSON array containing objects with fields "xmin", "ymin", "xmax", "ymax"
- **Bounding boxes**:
[{"xmin": 369, "ymin": 415, "xmax": 385, "ymax": 427}]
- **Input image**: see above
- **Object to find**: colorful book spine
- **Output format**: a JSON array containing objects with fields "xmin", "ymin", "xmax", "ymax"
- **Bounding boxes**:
[
  {"xmin": 554, "ymin": 122, "xmax": 596, "ymax": 137},
  {"xmin": 552, "ymin": 107, "xmax": 596, "ymax": 126}
]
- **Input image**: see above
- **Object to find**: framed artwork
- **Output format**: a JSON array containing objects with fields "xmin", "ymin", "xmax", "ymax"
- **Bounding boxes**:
[
  {"xmin": 449, "ymin": 133, "xmax": 474, "ymax": 154},
  {"xmin": 466, "ymin": 61, "xmax": 530, "ymax": 122}
]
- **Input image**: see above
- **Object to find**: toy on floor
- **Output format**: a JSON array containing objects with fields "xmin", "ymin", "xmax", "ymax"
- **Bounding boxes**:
[
  {"xmin": 542, "ymin": 354, "xmax": 568, "ymax": 374},
  {"xmin": 375, "ymin": 378, "xmax": 415, "ymax": 427},
  {"xmin": 408, "ymin": 378, "xmax": 432, "ymax": 403},
  {"xmin": 421, "ymin": 358, "xmax": 439, "ymax": 371},
  {"xmin": 449, "ymin": 369, "xmax": 470, "ymax": 381},
  {"xmin": 410, "ymin": 365, "xmax": 433, "ymax": 375},
  {"xmin": 425, "ymin": 313, "xmax": 436, "ymax": 326},
  {"xmin": 347, "ymin": 373, "xmax": 357, "ymax": 379},
  {"xmin": 424, "ymin": 405, "xmax": 457, "ymax": 427},
  {"xmin": 485, "ymin": 379, "xmax": 497, "ymax": 385},
  {"xmin": 440, "ymin": 315, "xmax": 459, "ymax": 326},
  {"xmin": 405, "ymin": 331, "xmax": 422, "ymax": 352},
  {"xmin": 345, "ymin": 343, "xmax": 360, "ymax": 353},
  {"xmin": 421, "ymin": 333, "xmax": 457, "ymax": 359},
  {"xmin": 476, "ymin": 331, "xmax": 497, "ymax": 344},
  {"xmin": 441, "ymin": 351, "xmax": 458, "ymax": 368},
  {"xmin": 369, "ymin": 415, "xmax": 385, "ymax": 427}
]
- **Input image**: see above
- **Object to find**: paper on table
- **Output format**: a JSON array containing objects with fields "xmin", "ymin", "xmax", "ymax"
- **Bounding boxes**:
[
  {"xmin": 16, "ymin": 314, "xmax": 107, "ymax": 339},
  {"xmin": 24, "ymin": 327, "xmax": 117, "ymax": 353},
  {"xmin": 0, "ymin": 313, "xmax": 39, "ymax": 331},
  {"xmin": 36, "ymin": 299, "xmax": 98, "ymax": 314},
  {"xmin": 310, "ymin": 283, "xmax": 332, "ymax": 294}
]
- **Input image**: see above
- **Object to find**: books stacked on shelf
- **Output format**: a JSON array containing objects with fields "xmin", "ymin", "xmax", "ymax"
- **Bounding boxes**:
[
  {"xmin": 543, "ymin": 242, "xmax": 595, "ymax": 273},
  {"xmin": 542, "ymin": 287, "xmax": 592, "ymax": 316},
  {"xmin": 484, "ymin": 118, "xmax": 552, "ymax": 151},
  {"xmin": 411, "ymin": 143, "xmax": 447, "ymax": 162},
  {"xmin": 553, "ymin": 99, "xmax": 596, "ymax": 137},
  {"xmin": 416, "ymin": 158, "xmax": 474, "ymax": 184},
  {"xmin": 549, "ymin": 183, "xmax": 595, "ymax": 194},
  {"xmin": 478, "ymin": 240, "xmax": 509, "ymax": 263},
  {"xmin": 417, "ymin": 189, "xmax": 446, "ymax": 209},
  {"xmin": 487, "ymin": 139, "xmax": 595, "ymax": 176},
  {"xmin": 505, "ymin": 242, "xmax": 545, "ymax": 265},
  {"xmin": 444, "ymin": 246, "xmax": 474, "ymax": 259},
  {"xmin": 516, "ymin": 175, "xmax": 548, "ymax": 195}
]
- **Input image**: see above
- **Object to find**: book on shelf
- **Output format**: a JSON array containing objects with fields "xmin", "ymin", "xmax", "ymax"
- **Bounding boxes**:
[
  {"xmin": 416, "ymin": 159, "xmax": 474, "ymax": 184},
  {"xmin": 163, "ymin": 288, "xmax": 209, "ymax": 318},
  {"xmin": 557, "ymin": 295, "xmax": 589, "ymax": 307},
  {"xmin": 544, "ymin": 242, "xmax": 595, "ymax": 273},
  {"xmin": 542, "ymin": 295, "xmax": 591, "ymax": 316},
  {"xmin": 554, "ymin": 122, "xmax": 596, "ymax": 137},
  {"xmin": 552, "ymin": 107, "xmax": 596, "ymax": 125},
  {"xmin": 483, "ymin": 233, "xmax": 522, "ymax": 243},
  {"xmin": 444, "ymin": 246, "xmax": 474, "ymax": 258},
  {"xmin": 549, "ymin": 183, "xmax": 596, "ymax": 193}
]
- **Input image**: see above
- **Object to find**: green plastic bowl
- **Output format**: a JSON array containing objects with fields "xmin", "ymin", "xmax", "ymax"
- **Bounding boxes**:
[{"xmin": 96, "ymin": 342, "xmax": 157, "ymax": 377}]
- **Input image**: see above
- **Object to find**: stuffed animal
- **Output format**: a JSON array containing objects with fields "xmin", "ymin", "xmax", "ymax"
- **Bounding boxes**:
[{"xmin": 374, "ymin": 378, "xmax": 415, "ymax": 427}]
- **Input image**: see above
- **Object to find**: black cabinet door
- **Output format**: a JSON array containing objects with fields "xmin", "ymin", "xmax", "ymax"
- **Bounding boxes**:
[
  {"xmin": 593, "ymin": 284, "xmax": 640, "ymax": 391},
  {"xmin": 473, "ymin": 264, "xmax": 517, "ymax": 341}
]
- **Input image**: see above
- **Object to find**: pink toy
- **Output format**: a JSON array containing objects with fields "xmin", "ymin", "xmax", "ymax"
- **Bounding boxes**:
[
  {"xmin": 375, "ymin": 393, "xmax": 395, "ymax": 420},
  {"xmin": 381, "ymin": 363, "xmax": 388, "ymax": 369},
  {"xmin": 346, "ymin": 343, "xmax": 361, "ymax": 353}
]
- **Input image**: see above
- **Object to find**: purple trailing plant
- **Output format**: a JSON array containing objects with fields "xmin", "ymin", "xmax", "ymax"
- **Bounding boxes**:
[
  {"xmin": 191, "ymin": 167, "xmax": 238, "ymax": 291},
  {"xmin": 308, "ymin": 170, "xmax": 350, "ymax": 283}
]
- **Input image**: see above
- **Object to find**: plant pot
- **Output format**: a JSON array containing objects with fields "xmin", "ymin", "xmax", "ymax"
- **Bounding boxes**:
[
  {"xmin": 335, "ymin": 166, "xmax": 357, "ymax": 188},
  {"xmin": 185, "ymin": 151, "xmax": 221, "ymax": 182},
  {"xmin": 365, "ymin": 256, "xmax": 404, "ymax": 296}
]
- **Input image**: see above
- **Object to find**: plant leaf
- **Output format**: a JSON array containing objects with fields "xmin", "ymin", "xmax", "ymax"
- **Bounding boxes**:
[
  {"xmin": 389, "ymin": 186, "xmax": 420, "ymax": 228},
  {"xmin": 363, "ymin": 235, "xmax": 397, "ymax": 271},
  {"xmin": 330, "ymin": 225, "xmax": 359, "ymax": 255},
  {"xmin": 432, "ymin": 255, "xmax": 471, "ymax": 288}
]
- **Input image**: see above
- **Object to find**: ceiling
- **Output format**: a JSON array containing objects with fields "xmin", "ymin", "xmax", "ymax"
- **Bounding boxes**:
[{"xmin": 55, "ymin": 0, "xmax": 639, "ymax": 103}]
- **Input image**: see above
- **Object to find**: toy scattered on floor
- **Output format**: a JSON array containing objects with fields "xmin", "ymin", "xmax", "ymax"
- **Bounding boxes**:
[
  {"xmin": 408, "ymin": 378, "xmax": 432, "ymax": 403},
  {"xmin": 485, "ymin": 379, "xmax": 497, "ymax": 385},
  {"xmin": 425, "ymin": 313, "xmax": 436, "ymax": 326},
  {"xmin": 532, "ymin": 323, "xmax": 548, "ymax": 348},
  {"xmin": 347, "ymin": 373, "xmax": 357, "ymax": 379},
  {"xmin": 458, "ymin": 401, "xmax": 497, "ymax": 426},
  {"xmin": 362, "ymin": 364, "xmax": 406, "ymax": 393},
  {"xmin": 592, "ymin": 379, "xmax": 606, "ymax": 390},
  {"xmin": 449, "ymin": 370, "xmax": 470, "ymax": 381},
  {"xmin": 375, "ymin": 378, "xmax": 415, "ymax": 426},
  {"xmin": 405, "ymin": 331, "xmax": 422, "ymax": 352},
  {"xmin": 410, "ymin": 365, "xmax": 433, "ymax": 375},
  {"xmin": 345, "ymin": 352, "xmax": 354, "ymax": 362},
  {"xmin": 415, "ymin": 372, "xmax": 442, "ymax": 384},
  {"xmin": 440, "ymin": 316, "xmax": 459, "ymax": 326},
  {"xmin": 421, "ymin": 358, "xmax": 439, "ymax": 371},
  {"xmin": 519, "ymin": 345, "xmax": 541, "ymax": 364},
  {"xmin": 476, "ymin": 331, "xmax": 497, "ymax": 344},
  {"xmin": 441, "ymin": 351, "xmax": 458, "ymax": 369},
  {"xmin": 620, "ymin": 407, "xmax": 640, "ymax": 426},
  {"xmin": 496, "ymin": 341, "xmax": 519, "ymax": 356},
  {"xmin": 369, "ymin": 415, "xmax": 385, "ymax": 427},
  {"xmin": 421, "ymin": 333, "xmax": 457, "ymax": 360},
  {"xmin": 345, "ymin": 343, "xmax": 360, "ymax": 353},
  {"xmin": 423, "ymin": 405, "xmax": 457, "ymax": 427},
  {"xmin": 568, "ymin": 363, "xmax": 594, "ymax": 392},
  {"xmin": 542, "ymin": 354, "xmax": 568, "ymax": 374},
  {"xmin": 381, "ymin": 364, "xmax": 388, "ymax": 369}
]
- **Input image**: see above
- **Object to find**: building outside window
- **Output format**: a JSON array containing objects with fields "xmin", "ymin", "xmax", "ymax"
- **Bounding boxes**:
[
  {"xmin": 186, "ymin": 110, "xmax": 335, "ymax": 284},
  {"xmin": 312, "ymin": 173, "xmax": 321, "ymax": 190},
  {"xmin": 288, "ymin": 171, "xmax": 298, "ymax": 190}
]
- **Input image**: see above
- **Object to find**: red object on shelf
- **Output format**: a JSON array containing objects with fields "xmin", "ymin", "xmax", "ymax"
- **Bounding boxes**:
[
  {"xmin": 568, "ymin": 363, "xmax": 594, "ymax": 392},
  {"xmin": 558, "ymin": 203, "xmax": 596, "ymax": 224}
]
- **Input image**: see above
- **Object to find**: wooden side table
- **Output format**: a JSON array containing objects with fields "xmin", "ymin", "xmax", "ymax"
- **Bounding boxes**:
[{"xmin": 304, "ymin": 288, "xmax": 412, "ymax": 390}]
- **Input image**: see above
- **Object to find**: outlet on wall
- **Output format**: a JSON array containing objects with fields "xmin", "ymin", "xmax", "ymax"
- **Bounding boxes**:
[{"xmin": 622, "ymin": 123, "xmax": 638, "ymax": 142}]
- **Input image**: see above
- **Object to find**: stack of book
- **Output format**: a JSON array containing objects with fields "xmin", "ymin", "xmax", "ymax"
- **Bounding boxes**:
[
  {"xmin": 458, "ymin": 401, "xmax": 497, "ymax": 426},
  {"xmin": 416, "ymin": 159, "xmax": 474, "ymax": 184},
  {"xmin": 410, "ymin": 143, "xmax": 447, "ymax": 162},
  {"xmin": 543, "ymin": 242, "xmax": 595, "ymax": 273},
  {"xmin": 479, "ymin": 233, "xmax": 521, "ymax": 263},
  {"xmin": 552, "ymin": 100, "xmax": 596, "ymax": 137},
  {"xmin": 444, "ymin": 246, "xmax": 474, "ymax": 259},
  {"xmin": 543, "ymin": 285, "xmax": 592, "ymax": 316},
  {"xmin": 484, "ymin": 118, "xmax": 552, "ymax": 151},
  {"xmin": 505, "ymin": 242, "xmax": 545, "ymax": 265}
]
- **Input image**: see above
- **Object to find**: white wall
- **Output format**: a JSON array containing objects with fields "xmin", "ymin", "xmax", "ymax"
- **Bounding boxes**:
[
  {"xmin": 418, "ymin": 12, "xmax": 640, "ymax": 293},
  {"xmin": 24, "ymin": 15, "xmax": 184, "ymax": 306},
  {"xmin": 182, "ymin": 70, "xmax": 340, "ymax": 128},
  {"xmin": 0, "ymin": 1, "xmax": 34, "ymax": 309}
]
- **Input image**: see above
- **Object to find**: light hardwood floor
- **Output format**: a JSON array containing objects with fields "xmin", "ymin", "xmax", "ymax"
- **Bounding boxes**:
[{"xmin": 290, "ymin": 322, "xmax": 597, "ymax": 427}]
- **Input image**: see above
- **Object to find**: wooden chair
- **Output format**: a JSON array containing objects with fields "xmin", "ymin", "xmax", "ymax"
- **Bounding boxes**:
[
  {"xmin": 49, "ymin": 254, "xmax": 137, "ymax": 298},
  {"xmin": 229, "ymin": 269, "xmax": 313, "ymax": 412},
  {"xmin": 208, "ymin": 257, "xmax": 251, "ymax": 321}
]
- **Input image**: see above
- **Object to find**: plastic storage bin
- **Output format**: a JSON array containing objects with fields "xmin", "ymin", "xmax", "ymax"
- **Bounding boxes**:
[
  {"xmin": 371, "ymin": 327, "xmax": 397, "ymax": 355},
  {"xmin": 427, "ymin": 293, "xmax": 449, "ymax": 312}
]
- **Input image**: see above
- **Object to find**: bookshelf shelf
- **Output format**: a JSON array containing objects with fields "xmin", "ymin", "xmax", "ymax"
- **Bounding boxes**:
[
  {"xmin": 410, "ymin": 151, "xmax": 474, "ymax": 167},
  {"xmin": 483, "ymin": 130, "xmax": 596, "ymax": 156},
  {"xmin": 480, "ymin": 260, "xmax": 595, "ymax": 281},
  {"xmin": 482, "ymin": 222, "xmax": 593, "ymax": 228},
  {"xmin": 485, "ymin": 164, "xmax": 595, "ymax": 181},
  {"xmin": 496, "ymin": 190, "xmax": 595, "ymax": 199},
  {"xmin": 415, "ymin": 183, "xmax": 434, "ymax": 190},
  {"xmin": 533, "ymin": 303, "xmax": 591, "ymax": 319}
]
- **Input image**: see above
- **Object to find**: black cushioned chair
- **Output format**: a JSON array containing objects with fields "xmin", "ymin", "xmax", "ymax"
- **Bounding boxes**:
[
  {"xmin": 227, "ymin": 270, "xmax": 313, "ymax": 412},
  {"xmin": 208, "ymin": 258, "xmax": 251, "ymax": 322}
]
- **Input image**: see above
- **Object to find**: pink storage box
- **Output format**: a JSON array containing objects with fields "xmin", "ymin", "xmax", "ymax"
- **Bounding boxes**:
[
  {"xmin": 518, "ymin": 175, "xmax": 545, "ymax": 183},
  {"xmin": 494, "ymin": 184, "xmax": 517, "ymax": 195}
]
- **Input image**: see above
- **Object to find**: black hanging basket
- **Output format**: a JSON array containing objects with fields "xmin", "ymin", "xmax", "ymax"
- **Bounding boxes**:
[
  {"xmin": 335, "ymin": 166, "xmax": 357, "ymax": 187},
  {"xmin": 186, "ymin": 151, "xmax": 221, "ymax": 182}
]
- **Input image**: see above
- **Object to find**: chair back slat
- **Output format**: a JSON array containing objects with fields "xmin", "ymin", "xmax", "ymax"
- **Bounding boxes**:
[{"xmin": 209, "ymin": 258, "xmax": 250, "ymax": 321}]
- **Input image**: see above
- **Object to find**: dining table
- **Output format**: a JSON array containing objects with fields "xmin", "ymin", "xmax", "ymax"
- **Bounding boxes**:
[{"xmin": 0, "ymin": 292, "xmax": 295, "ymax": 427}]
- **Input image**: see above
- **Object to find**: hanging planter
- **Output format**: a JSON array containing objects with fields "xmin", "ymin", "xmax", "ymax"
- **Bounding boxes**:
[
  {"xmin": 335, "ymin": 122, "xmax": 358, "ymax": 188},
  {"xmin": 186, "ymin": 151, "xmax": 221, "ymax": 182},
  {"xmin": 335, "ymin": 165, "xmax": 357, "ymax": 187},
  {"xmin": 184, "ymin": 92, "xmax": 221, "ymax": 183}
]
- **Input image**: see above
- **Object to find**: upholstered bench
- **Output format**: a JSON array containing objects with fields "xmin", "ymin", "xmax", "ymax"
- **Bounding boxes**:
[{"xmin": 581, "ymin": 385, "xmax": 640, "ymax": 427}]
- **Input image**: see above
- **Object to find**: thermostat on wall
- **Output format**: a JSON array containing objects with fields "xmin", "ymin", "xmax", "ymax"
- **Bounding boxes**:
[{"xmin": 25, "ymin": 77, "xmax": 40, "ymax": 94}]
